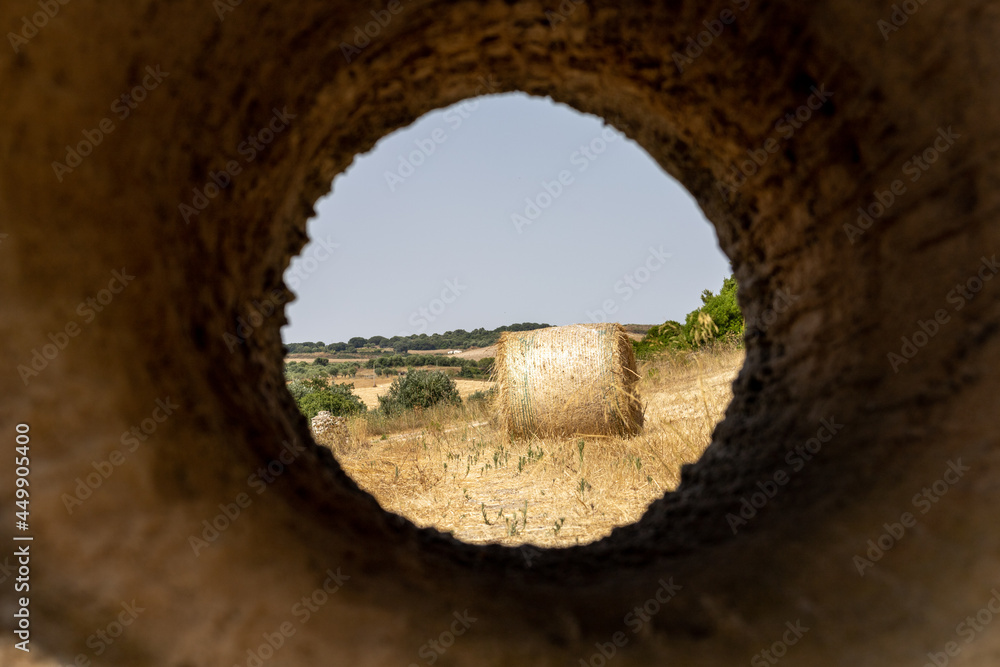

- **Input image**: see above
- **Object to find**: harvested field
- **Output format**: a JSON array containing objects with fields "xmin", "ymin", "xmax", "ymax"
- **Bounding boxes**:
[
  {"xmin": 348, "ymin": 378, "xmax": 492, "ymax": 410},
  {"xmin": 315, "ymin": 345, "xmax": 743, "ymax": 547}
]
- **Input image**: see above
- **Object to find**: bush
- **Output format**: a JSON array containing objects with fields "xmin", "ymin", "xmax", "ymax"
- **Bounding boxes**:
[
  {"xmin": 634, "ymin": 274, "xmax": 744, "ymax": 358},
  {"xmin": 377, "ymin": 370, "xmax": 461, "ymax": 415},
  {"xmin": 696, "ymin": 275, "xmax": 742, "ymax": 340},
  {"xmin": 289, "ymin": 379, "xmax": 367, "ymax": 419},
  {"xmin": 286, "ymin": 379, "xmax": 312, "ymax": 400},
  {"xmin": 466, "ymin": 386, "xmax": 496, "ymax": 406}
]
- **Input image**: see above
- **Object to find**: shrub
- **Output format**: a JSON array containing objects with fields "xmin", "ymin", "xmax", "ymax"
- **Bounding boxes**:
[
  {"xmin": 286, "ymin": 379, "xmax": 312, "ymax": 400},
  {"xmin": 467, "ymin": 386, "xmax": 496, "ymax": 406},
  {"xmin": 285, "ymin": 361, "xmax": 335, "ymax": 379},
  {"xmin": 290, "ymin": 380, "xmax": 367, "ymax": 419},
  {"xmin": 634, "ymin": 274, "xmax": 744, "ymax": 358},
  {"xmin": 697, "ymin": 274, "xmax": 742, "ymax": 340},
  {"xmin": 377, "ymin": 370, "xmax": 461, "ymax": 415}
]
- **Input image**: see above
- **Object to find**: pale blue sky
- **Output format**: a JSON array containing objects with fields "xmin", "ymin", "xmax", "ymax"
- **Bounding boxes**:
[{"xmin": 282, "ymin": 93, "xmax": 731, "ymax": 344}]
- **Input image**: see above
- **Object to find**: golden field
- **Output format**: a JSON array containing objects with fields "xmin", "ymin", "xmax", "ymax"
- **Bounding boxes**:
[{"xmin": 314, "ymin": 346, "xmax": 744, "ymax": 548}]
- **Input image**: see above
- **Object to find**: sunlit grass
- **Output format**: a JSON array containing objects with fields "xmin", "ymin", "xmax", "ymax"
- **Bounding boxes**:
[{"xmin": 314, "ymin": 343, "xmax": 744, "ymax": 547}]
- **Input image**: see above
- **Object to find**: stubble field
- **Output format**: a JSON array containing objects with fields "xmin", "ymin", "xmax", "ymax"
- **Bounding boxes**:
[{"xmin": 314, "ymin": 346, "xmax": 744, "ymax": 548}]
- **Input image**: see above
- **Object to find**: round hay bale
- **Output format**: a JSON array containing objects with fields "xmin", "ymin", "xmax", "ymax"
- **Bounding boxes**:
[{"xmin": 494, "ymin": 323, "xmax": 644, "ymax": 437}]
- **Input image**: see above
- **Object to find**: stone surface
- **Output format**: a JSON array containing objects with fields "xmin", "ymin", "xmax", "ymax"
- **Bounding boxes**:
[
  {"xmin": 1, "ymin": 0, "xmax": 999, "ymax": 665},
  {"xmin": 311, "ymin": 410, "xmax": 349, "ymax": 442}
]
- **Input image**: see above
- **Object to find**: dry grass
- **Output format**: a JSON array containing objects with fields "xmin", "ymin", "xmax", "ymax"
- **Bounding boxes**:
[{"xmin": 315, "ymin": 344, "xmax": 744, "ymax": 548}]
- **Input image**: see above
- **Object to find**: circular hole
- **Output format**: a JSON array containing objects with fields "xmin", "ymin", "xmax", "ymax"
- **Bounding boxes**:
[{"xmin": 281, "ymin": 93, "xmax": 742, "ymax": 547}]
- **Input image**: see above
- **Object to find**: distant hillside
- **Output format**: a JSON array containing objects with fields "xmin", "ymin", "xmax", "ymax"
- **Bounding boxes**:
[{"xmin": 286, "ymin": 322, "xmax": 551, "ymax": 355}]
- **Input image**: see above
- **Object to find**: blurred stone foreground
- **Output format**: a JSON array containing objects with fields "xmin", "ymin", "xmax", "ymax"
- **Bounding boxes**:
[
  {"xmin": 310, "ymin": 411, "xmax": 349, "ymax": 442},
  {"xmin": 2, "ymin": 1, "xmax": 999, "ymax": 666}
]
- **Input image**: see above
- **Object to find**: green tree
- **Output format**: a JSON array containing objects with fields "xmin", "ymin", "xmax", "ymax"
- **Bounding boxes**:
[{"xmin": 697, "ymin": 274, "xmax": 742, "ymax": 340}]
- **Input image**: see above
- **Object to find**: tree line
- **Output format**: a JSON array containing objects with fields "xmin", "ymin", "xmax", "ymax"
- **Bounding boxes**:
[
  {"xmin": 285, "ymin": 322, "xmax": 550, "ymax": 354},
  {"xmin": 286, "ymin": 354, "xmax": 495, "ymax": 379}
]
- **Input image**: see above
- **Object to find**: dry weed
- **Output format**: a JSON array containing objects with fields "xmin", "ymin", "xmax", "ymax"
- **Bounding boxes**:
[{"xmin": 319, "ymin": 345, "xmax": 744, "ymax": 547}]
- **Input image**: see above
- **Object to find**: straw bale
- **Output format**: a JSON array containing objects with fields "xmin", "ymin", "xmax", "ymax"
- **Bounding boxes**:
[{"xmin": 493, "ymin": 323, "xmax": 644, "ymax": 437}]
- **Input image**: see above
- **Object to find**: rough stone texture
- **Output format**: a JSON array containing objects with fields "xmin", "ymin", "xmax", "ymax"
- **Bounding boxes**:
[
  {"xmin": 1, "ymin": 0, "xmax": 999, "ymax": 665},
  {"xmin": 310, "ymin": 411, "xmax": 349, "ymax": 443}
]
